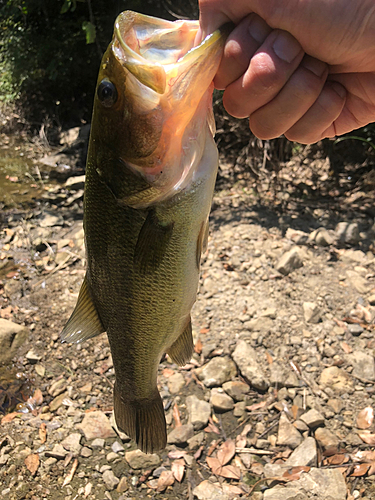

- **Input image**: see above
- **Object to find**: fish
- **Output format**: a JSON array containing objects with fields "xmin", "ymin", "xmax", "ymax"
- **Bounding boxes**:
[{"xmin": 61, "ymin": 10, "xmax": 227, "ymax": 453}]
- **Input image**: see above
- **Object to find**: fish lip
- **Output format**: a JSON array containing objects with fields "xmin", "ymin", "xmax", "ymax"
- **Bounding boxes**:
[{"xmin": 113, "ymin": 11, "xmax": 227, "ymax": 95}]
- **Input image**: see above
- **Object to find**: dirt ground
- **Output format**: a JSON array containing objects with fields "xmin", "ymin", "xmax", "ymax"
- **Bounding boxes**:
[{"xmin": 0, "ymin": 129, "xmax": 375, "ymax": 500}]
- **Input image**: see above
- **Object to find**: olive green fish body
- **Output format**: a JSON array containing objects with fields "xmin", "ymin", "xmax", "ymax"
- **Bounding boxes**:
[{"xmin": 61, "ymin": 11, "xmax": 226, "ymax": 452}]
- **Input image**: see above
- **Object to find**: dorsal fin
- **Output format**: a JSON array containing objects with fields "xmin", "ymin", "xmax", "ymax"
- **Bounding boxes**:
[{"xmin": 61, "ymin": 275, "xmax": 105, "ymax": 343}]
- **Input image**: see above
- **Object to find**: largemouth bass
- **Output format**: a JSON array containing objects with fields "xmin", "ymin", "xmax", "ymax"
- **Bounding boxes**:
[{"xmin": 61, "ymin": 11, "xmax": 227, "ymax": 453}]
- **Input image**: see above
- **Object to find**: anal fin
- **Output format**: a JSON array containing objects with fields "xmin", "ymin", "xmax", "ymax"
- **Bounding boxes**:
[
  {"xmin": 114, "ymin": 384, "xmax": 167, "ymax": 454},
  {"xmin": 60, "ymin": 275, "xmax": 105, "ymax": 343},
  {"xmin": 166, "ymin": 318, "xmax": 194, "ymax": 366}
]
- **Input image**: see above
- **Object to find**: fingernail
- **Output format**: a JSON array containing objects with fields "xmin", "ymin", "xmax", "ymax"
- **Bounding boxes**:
[
  {"xmin": 273, "ymin": 32, "xmax": 301, "ymax": 63},
  {"xmin": 302, "ymin": 56, "xmax": 327, "ymax": 77},
  {"xmin": 248, "ymin": 15, "xmax": 270, "ymax": 44}
]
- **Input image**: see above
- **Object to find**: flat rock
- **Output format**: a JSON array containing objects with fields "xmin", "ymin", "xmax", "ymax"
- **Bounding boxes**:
[
  {"xmin": 232, "ymin": 340, "xmax": 269, "ymax": 391},
  {"xmin": 349, "ymin": 351, "xmax": 375, "ymax": 381},
  {"xmin": 38, "ymin": 211, "xmax": 64, "ymax": 228},
  {"xmin": 195, "ymin": 356, "xmax": 237, "ymax": 387},
  {"xmin": 193, "ymin": 480, "xmax": 230, "ymax": 500},
  {"xmin": 210, "ymin": 389, "xmax": 234, "ymax": 412},
  {"xmin": 297, "ymin": 467, "xmax": 347, "ymax": 500},
  {"xmin": 167, "ymin": 424, "xmax": 194, "ymax": 445},
  {"xmin": 303, "ymin": 302, "xmax": 321, "ymax": 323},
  {"xmin": 275, "ymin": 247, "xmax": 303, "ymax": 275},
  {"xmin": 346, "ymin": 270, "xmax": 371, "ymax": 294},
  {"xmin": 222, "ymin": 380, "xmax": 250, "ymax": 401},
  {"xmin": 336, "ymin": 221, "xmax": 360, "ymax": 245},
  {"xmin": 45, "ymin": 443, "xmax": 68, "ymax": 460},
  {"xmin": 300, "ymin": 409, "xmax": 325, "ymax": 428},
  {"xmin": 277, "ymin": 413, "xmax": 303, "ymax": 449},
  {"xmin": 77, "ymin": 411, "xmax": 116, "ymax": 440},
  {"xmin": 264, "ymin": 486, "xmax": 307, "ymax": 500},
  {"xmin": 102, "ymin": 470, "xmax": 119, "ymax": 490},
  {"xmin": 319, "ymin": 366, "xmax": 353, "ymax": 394},
  {"xmin": 285, "ymin": 437, "xmax": 317, "ymax": 467},
  {"xmin": 49, "ymin": 392, "xmax": 68, "ymax": 412},
  {"xmin": 65, "ymin": 175, "xmax": 85, "ymax": 190},
  {"xmin": 167, "ymin": 372, "xmax": 185, "ymax": 394},
  {"xmin": 314, "ymin": 427, "xmax": 339, "ymax": 450},
  {"xmin": 61, "ymin": 433, "xmax": 81, "ymax": 455},
  {"xmin": 186, "ymin": 395, "xmax": 211, "ymax": 430},
  {"xmin": 0, "ymin": 319, "xmax": 28, "ymax": 364},
  {"xmin": 124, "ymin": 449, "xmax": 160, "ymax": 470}
]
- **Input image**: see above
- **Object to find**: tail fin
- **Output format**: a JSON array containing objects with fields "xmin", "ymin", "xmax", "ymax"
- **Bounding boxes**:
[{"xmin": 114, "ymin": 384, "xmax": 166, "ymax": 453}]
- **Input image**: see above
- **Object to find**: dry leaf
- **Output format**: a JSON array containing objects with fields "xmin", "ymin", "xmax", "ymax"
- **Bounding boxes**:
[
  {"xmin": 282, "ymin": 466, "xmax": 310, "ymax": 481},
  {"xmin": 250, "ymin": 462, "xmax": 264, "ymax": 475},
  {"xmin": 356, "ymin": 407, "xmax": 374, "ymax": 429},
  {"xmin": 368, "ymin": 462, "xmax": 375, "ymax": 476},
  {"xmin": 352, "ymin": 450, "xmax": 375, "ymax": 463},
  {"xmin": 162, "ymin": 368, "xmax": 174, "ymax": 378},
  {"xmin": 222, "ymin": 484, "xmax": 245, "ymax": 495},
  {"xmin": 218, "ymin": 465, "xmax": 241, "ymax": 480},
  {"xmin": 217, "ymin": 439, "xmax": 236, "ymax": 466},
  {"xmin": 324, "ymin": 453, "xmax": 347, "ymax": 465},
  {"xmin": 236, "ymin": 435, "xmax": 247, "ymax": 449},
  {"xmin": 39, "ymin": 423, "xmax": 47, "ymax": 444},
  {"xmin": 265, "ymin": 351, "xmax": 273, "ymax": 364},
  {"xmin": 194, "ymin": 338, "xmax": 203, "ymax": 354},
  {"xmin": 206, "ymin": 456, "xmax": 222, "ymax": 475},
  {"xmin": 172, "ymin": 459, "xmax": 185, "ymax": 482},
  {"xmin": 156, "ymin": 470, "xmax": 175, "ymax": 492},
  {"xmin": 204, "ymin": 422, "xmax": 221, "ymax": 435},
  {"xmin": 341, "ymin": 342, "xmax": 353, "ymax": 354},
  {"xmin": 200, "ymin": 327, "xmax": 210, "ymax": 334},
  {"xmin": 350, "ymin": 463, "xmax": 371, "ymax": 477},
  {"xmin": 25, "ymin": 454, "xmax": 39, "ymax": 475},
  {"xmin": 172, "ymin": 402, "xmax": 182, "ymax": 427},
  {"xmin": 194, "ymin": 445, "xmax": 204, "ymax": 460},
  {"xmin": 358, "ymin": 431, "xmax": 375, "ymax": 445},
  {"xmin": 168, "ymin": 450, "xmax": 187, "ymax": 460},
  {"xmin": 1, "ymin": 412, "xmax": 19, "ymax": 424}
]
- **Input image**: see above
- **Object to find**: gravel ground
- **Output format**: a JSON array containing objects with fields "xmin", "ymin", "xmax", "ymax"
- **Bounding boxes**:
[{"xmin": 0, "ymin": 134, "xmax": 375, "ymax": 500}]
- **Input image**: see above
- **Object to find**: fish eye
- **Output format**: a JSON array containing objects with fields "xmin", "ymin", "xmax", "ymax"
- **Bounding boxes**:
[{"xmin": 97, "ymin": 79, "xmax": 118, "ymax": 107}]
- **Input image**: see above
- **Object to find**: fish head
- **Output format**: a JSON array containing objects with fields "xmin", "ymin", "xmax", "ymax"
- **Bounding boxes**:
[{"xmin": 90, "ymin": 11, "xmax": 228, "ymax": 208}]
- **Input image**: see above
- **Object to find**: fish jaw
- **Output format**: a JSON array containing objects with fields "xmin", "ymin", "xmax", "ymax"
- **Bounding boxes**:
[{"xmin": 92, "ymin": 11, "xmax": 228, "ymax": 208}]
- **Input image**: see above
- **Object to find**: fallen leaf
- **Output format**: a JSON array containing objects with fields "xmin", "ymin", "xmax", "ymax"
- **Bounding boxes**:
[
  {"xmin": 217, "ymin": 439, "xmax": 236, "ymax": 466},
  {"xmin": 265, "ymin": 351, "xmax": 273, "ymax": 364},
  {"xmin": 1, "ymin": 412, "xmax": 20, "ymax": 424},
  {"xmin": 358, "ymin": 431, "xmax": 375, "ymax": 445},
  {"xmin": 282, "ymin": 466, "xmax": 310, "ymax": 481},
  {"xmin": 250, "ymin": 462, "xmax": 264, "ymax": 475},
  {"xmin": 172, "ymin": 402, "xmax": 182, "ymax": 427},
  {"xmin": 206, "ymin": 456, "xmax": 221, "ymax": 475},
  {"xmin": 324, "ymin": 454, "xmax": 347, "ymax": 465},
  {"xmin": 350, "ymin": 463, "xmax": 371, "ymax": 477},
  {"xmin": 156, "ymin": 470, "xmax": 174, "ymax": 492},
  {"xmin": 200, "ymin": 327, "xmax": 210, "ymax": 334},
  {"xmin": 204, "ymin": 422, "xmax": 221, "ymax": 435},
  {"xmin": 162, "ymin": 368, "xmax": 174, "ymax": 378},
  {"xmin": 356, "ymin": 407, "xmax": 374, "ymax": 429},
  {"xmin": 194, "ymin": 445, "xmax": 204, "ymax": 460},
  {"xmin": 352, "ymin": 450, "xmax": 375, "ymax": 463},
  {"xmin": 194, "ymin": 338, "xmax": 203, "ymax": 354},
  {"xmin": 219, "ymin": 465, "xmax": 241, "ymax": 480},
  {"xmin": 25, "ymin": 454, "xmax": 39, "ymax": 475},
  {"xmin": 222, "ymin": 483, "xmax": 246, "ymax": 495},
  {"xmin": 168, "ymin": 450, "xmax": 187, "ymax": 460},
  {"xmin": 172, "ymin": 459, "xmax": 185, "ymax": 482},
  {"xmin": 39, "ymin": 423, "xmax": 47, "ymax": 444}
]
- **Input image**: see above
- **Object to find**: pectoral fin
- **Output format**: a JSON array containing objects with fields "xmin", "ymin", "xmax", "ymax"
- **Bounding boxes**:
[
  {"xmin": 166, "ymin": 318, "xmax": 194, "ymax": 366},
  {"xmin": 196, "ymin": 218, "xmax": 209, "ymax": 268},
  {"xmin": 60, "ymin": 275, "xmax": 105, "ymax": 343},
  {"xmin": 134, "ymin": 209, "xmax": 174, "ymax": 273}
]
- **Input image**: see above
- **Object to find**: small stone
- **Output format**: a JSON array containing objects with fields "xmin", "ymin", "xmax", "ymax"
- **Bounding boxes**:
[
  {"xmin": 125, "ymin": 449, "xmax": 160, "ymax": 470},
  {"xmin": 368, "ymin": 294, "xmax": 375, "ymax": 306},
  {"xmin": 25, "ymin": 348, "xmax": 42, "ymax": 364},
  {"xmin": 222, "ymin": 381, "xmax": 250, "ymax": 401},
  {"xmin": 65, "ymin": 175, "xmax": 85, "ymax": 190},
  {"xmin": 78, "ymin": 411, "xmax": 116, "ymax": 440},
  {"xmin": 61, "ymin": 433, "xmax": 82, "ymax": 455},
  {"xmin": 298, "ymin": 468, "xmax": 347, "ymax": 500},
  {"xmin": 167, "ymin": 373, "xmax": 185, "ymax": 394},
  {"xmin": 48, "ymin": 378, "xmax": 67, "ymax": 397},
  {"xmin": 346, "ymin": 270, "xmax": 371, "ymax": 294},
  {"xmin": 116, "ymin": 476, "xmax": 128, "ymax": 493},
  {"xmin": 285, "ymin": 228, "xmax": 309, "ymax": 245},
  {"xmin": 91, "ymin": 438, "xmax": 105, "ymax": 448},
  {"xmin": 312, "ymin": 228, "xmax": 335, "ymax": 247},
  {"xmin": 349, "ymin": 351, "xmax": 375, "ymax": 381},
  {"xmin": 38, "ymin": 211, "xmax": 64, "ymax": 228},
  {"xmin": 102, "ymin": 470, "xmax": 119, "ymax": 490},
  {"xmin": 275, "ymin": 247, "xmax": 303, "ymax": 275},
  {"xmin": 277, "ymin": 413, "xmax": 303, "ymax": 449},
  {"xmin": 232, "ymin": 340, "xmax": 269, "ymax": 391},
  {"xmin": 0, "ymin": 318, "xmax": 28, "ymax": 364},
  {"xmin": 80, "ymin": 447, "xmax": 92, "ymax": 458},
  {"xmin": 233, "ymin": 401, "xmax": 246, "ymax": 417},
  {"xmin": 49, "ymin": 392, "xmax": 68, "ymax": 412},
  {"xmin": 45, "ymin": 444, "xmax": 68, "ymax": 460},
  {"xmin": 348, "ymin": 324, "xmax": 364, "ymax": 336},
  {"xmin": 193, "ymin": 480, "xmax": 230, "ymax": 500},
  {"xmin": 269, "ymin": 363, "xmax": 287, "ymax": 387},
  {"xmin": 111, "ymin": 441, "xmax": 125, "ymax": 453},
  {"xmin": 188, "ymin": 432, "xmax": 205, "ymax": 449},
  {"xmin": 319, "ymin": 366, "xmax": 353, "ymax": 394},
  {"xmin": 167, "ymin": 424, "xmax": 194, "ymax": 445},
  {"xmin": 293, "ymin": 420, "xmax": 309, "ymax": 433},
  {"xmin": 336, "ymin": 222, "xmax": 360, "ymax": 245},
  {"xmin": 195, "ymin": 356, "xmax": 237, "ymax": 387},
  {"xmin": 263, "ymin": 486, "xmax": 307, "ymax": 500},
  {"xmin": 186, "ymin": 395, "xmax": 211, "ymax": 430},
  {"xmin": 303, "ymin": 302, "xmax": 321, "ymax": 324},
  {"xmin": 300, "ymin": 409, "xmax": 325, "ymax": 428},
  {"xmin": 315, "ymin": 427, "xmax": 339, "ymax": 450},
  {"xmin": 327, "ymin": 398, "xmax": 344, "ymax": 414},
  {"xmin": 285, "ymin": 437, "xmax": 317, "ymax": 467},
  {"xmin": 210, "ymin": 389, "xmax": 234, "ymax": 412}
]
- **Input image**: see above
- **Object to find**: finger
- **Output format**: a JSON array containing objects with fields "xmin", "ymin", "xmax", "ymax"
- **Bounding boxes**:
[
  {"xmin": 249, "ymin": 55, "xmax": 329, "ymax": 138},
  {"xmin": 222, "ymin": 30, "xmax": 305, "ymax": 118},
  {"xmin": 214, "ymin": 14, "xmax": 272, "ymax": 89},
  {"xmin": 284, "ymin": 82, "xmax": 346, "ymax": 143}
]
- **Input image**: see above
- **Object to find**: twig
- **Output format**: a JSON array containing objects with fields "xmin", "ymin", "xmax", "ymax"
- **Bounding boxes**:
[
  {"xmin": 235, "ymin": 447, "xmax": 274, "ymax": 455},
  {"xmin": 258, "ymin": 418, "xmax": 280, "ymax": 439}
]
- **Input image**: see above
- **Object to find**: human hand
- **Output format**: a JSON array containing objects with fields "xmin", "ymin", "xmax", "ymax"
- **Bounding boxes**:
[{"xmin": 199, "ymin": 0, "xmax": 375, "ymax": 144}]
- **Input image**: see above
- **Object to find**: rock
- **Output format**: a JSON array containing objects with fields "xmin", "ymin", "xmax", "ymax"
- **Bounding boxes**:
[
  {"xmin": 232, "ymin": 340, "xmax": 269, "ymax": 391},
  {"xmin": 111, "ymin": 441, "xmax": 125, "ymax": 453},
  {"xmin": 348, "ymin": 324, "xmax": 364, "ymax": 336},
  {"xmin": 193, "ymin": 480, "xmax": 229, "ymax": 500},
  {"xmin": 346, "ymin": 270, "xmax": 371, "ymax": 294},
  {"xmin": 327, "ymin": 398, "xmax": 343, "ymax": 414},
  {"xmin": 38, "ymin": 211, "xmax": 64, "ymax": 228},
  {"xmin": 311, "ymin": 228, "xmax": 335, "ymax": 247},
  {"xmin": 0, "ymin": 319, "xmax": 28, "ymax": 364},
  {"xmin": 336, "ymin": 222, "xmax": 360, "ymax": 246},
  {"xmin": 285, "ymin": 437, "xmax": 317, "ymax": 467},
  {"xmin": 77, "ymin": 411, "xmax": 116, "ymax": 440},
  {"xmin": 263, "ymin": 486, "xmax": 307, "ymax": 500},
  {"xmin": 91, "ymin": 438, "xmax": 105, "ymax": 448},
  {"xmin": 25, "ymin": 348, "xmax": 42, "ymax": 364},
  {"xmin": 65, "ymin": 175, "xmax": 85, "ymax": 190},
  {"xmin": 269, "ymin": 363, "xmax": 287, "ymax": 387},
  {"xmin": 186, "ymin": 395, "xmax": 211, "ymax": 430},
  {"xmin": 300, "ymin": 409, "xmax": 325, "ymax": 428},
  {"xmin": 49, "ymin": 392, "xmax": 68, "ymax": 412},
  {"xmin": 124, "ymin": 449, "xmax": 160, "ymax": 470},
  {"xmin": 45, "ymin": 444, "xmax": 68, "ymax": 460},
  {"xmin": 303, "ymin": 302, "xmax": 321, "ymax": 323},
  {"xmin": 106, "ymin": 452, "xmax": 119, "ymax": 462},
  {"xmin": 61, "ymin": 433, "xmax": 81, "ymax": 455},
  {"xmin": 48, "ymin": 378, "xmax": 67, "ymax": 397},
  {"xmin": 277, "ymin": 413, "xmax": 303, "ymax": 449},
  {"xmin": 102, "ymin": 470, "xmax": 119, "ymax": 490},
  {"xmin": 349, "ymin": 351, "xmax": 375, "ymax": 380},
  {"xmin": 80, "ymin": 447, "xmax": 92, "ymax": 458},
  {"xmin": 210, "ymin": 388, "xmax": 234, "ymax": 412},
  {"xmin": 222, "ymin": 380, "xmax": 250, "ymax": 401},
  {"xmin": 195, "ymin": 356, "xmax": 237, "ymax": 387},
  {"xmin": 275, "ymin": 247, "xmax": 303, "ymax": 275},
  {"xmin": 314, "ymin": 427, "xmax": 339, "ymax": 450},
  {"xmin": 167, "ymin": 373, "xmax": 185, "ymax": 394},
  {"xmin": 297, "ymin": 468, "xmax": 347, "ymax": 500},
  {"xmin": 188, "ymin": 432, "xmax": 205, "ymax": 449},
  {"xmin": 368, "ymin": 294, "xmax": 375, "ymax": 306},
  {"xmin": 285, "ymin": 228, "xmax": 309, "ymax": 245},
  {"xmin": 319, "ymin": 366, "xmax": 353, "ymax": 394},
  {"xmin": 167, "ymin": 424, "xmax": 194, "ymax": 445},
  {"xmin": 117, "ymin": 476, "xmax": 128, "ymax": 493}
]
